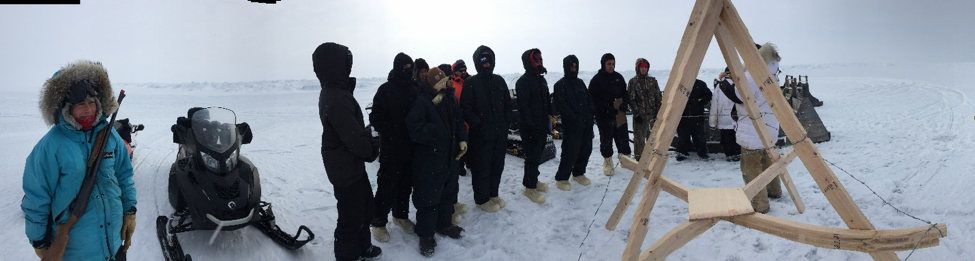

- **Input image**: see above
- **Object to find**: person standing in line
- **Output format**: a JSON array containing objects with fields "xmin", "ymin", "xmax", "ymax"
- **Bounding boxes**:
[
  {"xmin": 627, "ymin": 58, "xmax": 662, "ymax": 161},
  {"xmin": 459, "ymin": 45, "xmax": 513, "ymax": 213},
  {"xmin": 552, "ymin": 55, "xmax": 595, "ymax": 191},
  {"xmin": 315, "ymin": 42, "xmax": 383, "ymax": 261},
  {"xmin": 515, "ymin": 48, "xmax": 552, "ymax": 203},
  {"xmin": 588, "ymin": 53, "xmax": 631, "ymax": 176},
  {"xmin": 368, "ymin": 53, "xmax": 419, "ymax": 242},
  {"xmin": 675, "ymin": 79, "xmax": 712, "ymax": 161}
]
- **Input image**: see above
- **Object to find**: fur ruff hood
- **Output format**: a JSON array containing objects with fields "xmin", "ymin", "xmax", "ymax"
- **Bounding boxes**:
[{"xmin": 40, "ymin": 60, "xmax": 117, "ymax": 127}]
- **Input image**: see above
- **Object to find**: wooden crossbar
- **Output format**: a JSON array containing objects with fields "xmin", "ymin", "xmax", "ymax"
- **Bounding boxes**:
[
  {"xmin": 724, "ymin": 214, "xmax": 946, "ymax": 253},
  {"xmin": 743, "ymin": 148, "xmax": 797, "ymax": 198}
]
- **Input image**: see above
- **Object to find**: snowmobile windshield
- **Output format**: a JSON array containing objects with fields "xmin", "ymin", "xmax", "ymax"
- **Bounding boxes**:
[{"xmin": 191, "ymin": 107, "xmax": 238, "ymax": 153}]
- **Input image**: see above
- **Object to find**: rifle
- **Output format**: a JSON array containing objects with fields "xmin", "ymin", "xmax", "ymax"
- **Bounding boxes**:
[{"xmin": 43, "ymin": 90, "xmax": 126, "ymax": 261}]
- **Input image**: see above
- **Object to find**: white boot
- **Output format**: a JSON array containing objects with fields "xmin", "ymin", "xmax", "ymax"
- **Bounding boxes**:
[
  {"xmin": 451, "ymin": 213, "xmax": 463, "ymax": 225},
  {"xmin": 536, "ymin": 182, "xmax": 549, "ymax": 192},
  {"xmin": 392, "ymin": 218, "xmax": 415, "ymax": 234},
  {"xmin": 556, "ymin": 180, "xmax": 571, "ymax": 191},
  {"xmin": 524, "ymin": 188, "xmax": 546, "ymax": 203},
  {"xmin": 602, "ymin": 157, "xmax": 615, "ymax": 176},
  {"xmin": 477, "ymin": 201, "xmax": 501, "ymax": 212},
  {"xmin": 572, "ymin": 175, "xmax": 592, "ymax": 186},
  {"xmin": 371, "ymin": 226, "xmax": 390, "ymax": 242},
  {"xmin": 489, "ymin": 197, "xmax": 506, "ymax": 209},
  {"xmin": 454, "ymin": 202, "xmax": 468, "ymax": 214}
]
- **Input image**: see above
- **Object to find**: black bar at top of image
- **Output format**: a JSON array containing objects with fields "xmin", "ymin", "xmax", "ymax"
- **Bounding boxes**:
[{"xmin": 0, "ymin": 0, "xmax": 81, "ymax": 4}]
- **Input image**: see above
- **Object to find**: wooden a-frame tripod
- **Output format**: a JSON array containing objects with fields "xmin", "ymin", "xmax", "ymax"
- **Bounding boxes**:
[{"xmin": 603, "ymin": 0, "xmax": 947, "ymax": 260}]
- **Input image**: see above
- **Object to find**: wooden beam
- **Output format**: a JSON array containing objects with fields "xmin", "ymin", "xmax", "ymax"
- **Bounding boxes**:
[
  {"xmin": 688, "ymin": 188, "xmax": 754, "ymax": 220},
  {"xmin": 638, "ymin": 219, "xmax": 718, "ymax": 261},
  {"xmin": 724, "ymin": 214, "xmax": 947, "ymax": 253},
  {"xmin": 743, "ymin": 148, "xmax": 798, "ymax": 198},
  {"xmin": 618, "ymin": 155, "xmax": 689, "ymax": 202},
  {"xmin": 621, "ymin": 0, "xmax": 724, "ymax": 260},
  {"xmin": 713, "ymin": 22, "xmax": 806, "ymax": 214},
  {"xmin": 719, "ymin": 1, "xmax": 899, "ymax": 259}
]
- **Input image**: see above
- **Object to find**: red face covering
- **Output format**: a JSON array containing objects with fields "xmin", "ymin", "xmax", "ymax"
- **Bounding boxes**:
[{"xmin": 75, "ymin": 115, "xmax": 96, "ymax": 130}]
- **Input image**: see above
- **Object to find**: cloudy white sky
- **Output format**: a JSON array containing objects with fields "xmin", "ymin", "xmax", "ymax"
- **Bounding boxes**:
[{"xmin": 1, "ymin": 0, "xmax": 973, "ymax": 91}]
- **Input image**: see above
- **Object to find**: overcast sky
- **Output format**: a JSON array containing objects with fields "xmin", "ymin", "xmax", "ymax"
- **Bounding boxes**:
[{"xmin": 1, "ymin": 0, "xmax": 973, "ymax": 91}]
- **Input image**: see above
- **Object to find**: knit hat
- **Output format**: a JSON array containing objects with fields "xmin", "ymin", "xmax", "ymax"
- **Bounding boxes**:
[
  {"xmin": 437, "ymin": 64, "xmax": 453, "ymax": 77},
  {"xmin": 427, "ymin": 67, "xmax": 447, "ymax": 87},
  {"xmin": 452, "ymin": 59, "xmax": 466, "ymax": 72}
]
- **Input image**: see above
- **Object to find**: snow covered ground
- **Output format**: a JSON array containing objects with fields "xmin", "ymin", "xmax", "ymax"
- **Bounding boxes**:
[{"xmin": 1, "ymin": 62, "xmax": 972, "ymax": 260}]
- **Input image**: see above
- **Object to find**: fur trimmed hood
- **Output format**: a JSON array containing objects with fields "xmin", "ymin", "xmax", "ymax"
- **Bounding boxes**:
[
  {"xmin": 40, "ymin": 60, "xmax": 117, "ymax": 126},
  {"xmin": 758, "ymin": 42, "xmax": 781, "ymax": 64}
]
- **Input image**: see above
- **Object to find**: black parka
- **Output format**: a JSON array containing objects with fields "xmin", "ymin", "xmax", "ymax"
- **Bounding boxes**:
[
  {"xmin": 553, "ymin": 55, "xmax": 595, "ymax": 130},
  {"xmin": 370, "ymin": 53, "xmax": 419, "ymax": 158},
  {"xmin": 683, "ymin": 79, "xmax": 713, "ymax": 117},
  {"xmin": 588, "ymin": 54, "xmax": 629, "ymax": 120},
  {"xmin": 316, "ymin": 43, "xmax": 377, "ymax": 187},
  {"xmin": 460, "ymin": 45, "xmax": 513, "ymax": 134},
  {"xmin": 515, "ymin": 48, "xmax": 551, "ymax": 134}
]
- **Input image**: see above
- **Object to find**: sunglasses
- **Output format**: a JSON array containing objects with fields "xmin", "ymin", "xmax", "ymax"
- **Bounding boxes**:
[{"xmin": 480, "ymin": 56, "xmax": 489, "ymax": 64}]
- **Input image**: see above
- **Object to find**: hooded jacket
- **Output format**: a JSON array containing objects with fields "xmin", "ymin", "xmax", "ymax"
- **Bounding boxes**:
[
  {"xmin": 553, "ymin": 55, "xmax": 595, "ymax": 130},
  {"xmin": 406, "ymin": 78, "xmax": 468, "ymax": 204},
  {"xmin": 627, "ymin": 58, "xmax": 662, "ymax": 119},
  {"xmin": 589, "ymin": 53, "xmax": 629, "ymax": 120},
  {"xmin": 683, "ymin": 79, "xmax": 713, "ymax": 117},
  {"xmin": 371, "ymin": 53, "xmax": 418, "ymax": 149},
  {"xmin": 316, "ymin": 43, "xmax": 377, "ymax": 187},
  {"xmin": 459, "ymin": 45, "xmax": 512, "ymax": 134},
  {"xmin": 515, "ymin": 48, "xmax": 551, "ymax": 134},
  {"xmin": 732, "ymin": 42, "xmax": 782, "ymax": 150},
  {"xmin": 22, "ymin": 60, "xmax": 137, "ymax": 260}
]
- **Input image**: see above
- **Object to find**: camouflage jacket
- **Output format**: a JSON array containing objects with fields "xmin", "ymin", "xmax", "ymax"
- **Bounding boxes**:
[{"xmin": 627, "ymin": 75, "xmax": 662, "ymax": 118}]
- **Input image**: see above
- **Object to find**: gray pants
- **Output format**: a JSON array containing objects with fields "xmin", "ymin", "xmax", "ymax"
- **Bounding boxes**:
[{"xmin": 632, "ymin": 115, "xmax": 655, "ymax": 160}]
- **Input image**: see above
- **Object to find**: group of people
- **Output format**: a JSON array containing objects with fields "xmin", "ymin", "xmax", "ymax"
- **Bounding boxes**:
[{"xmin": 17, "ymin": 41, "xmax": 783, "ymax": 261}]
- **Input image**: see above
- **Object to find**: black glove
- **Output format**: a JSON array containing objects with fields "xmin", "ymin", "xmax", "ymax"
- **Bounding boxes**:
[
  {"xmin": 365, "ymin": 138, "xmax": 379, "ymax": 163},
  {"xmin": 634, "ymin": 115, "xmax": 644, "ymax": 124}
]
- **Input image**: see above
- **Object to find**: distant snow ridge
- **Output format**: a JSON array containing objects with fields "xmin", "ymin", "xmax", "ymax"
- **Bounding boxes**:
[{"xmin": 117, "ymin": 78, "xmax": 390, "ymax": 92}]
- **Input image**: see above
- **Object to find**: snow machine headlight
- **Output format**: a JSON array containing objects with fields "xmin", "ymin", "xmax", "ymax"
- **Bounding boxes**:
[
  {"xmin": 226, "ymin": 149, "xmax": 239, "ymax": 170},
  {"xmin": 201, "ymin": 151, "xmax": 220, "ymax": 172}
]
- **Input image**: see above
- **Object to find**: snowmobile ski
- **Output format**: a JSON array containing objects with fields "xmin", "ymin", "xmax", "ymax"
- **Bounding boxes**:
[
  {"xmin": 156, "ymin": 215, "xmax": 192, "ymax": 261},
  {"xmin": 253, "ymin": 201, "xmax": 316, "ymax": 250}
]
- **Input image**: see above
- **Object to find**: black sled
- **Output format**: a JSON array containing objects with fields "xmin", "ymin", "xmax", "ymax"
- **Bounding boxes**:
[{"xmin": 157, "ymin": 107, "xmax": 314, "ymax": 261}]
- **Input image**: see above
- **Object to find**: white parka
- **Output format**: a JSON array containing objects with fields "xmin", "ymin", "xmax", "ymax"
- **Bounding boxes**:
[
  {"xmin": 709, "ymin": 77, "xmax": 736, "ymax": 130},
  {"xmin": 733, "ymin": 43, "xmax": 781, "ymax": 150}
]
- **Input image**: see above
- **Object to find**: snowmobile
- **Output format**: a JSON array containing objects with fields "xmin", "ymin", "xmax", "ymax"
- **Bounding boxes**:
[
  {"xmin": 506, "ymin": 88, "xmax": 558, "ymax": 162},
  {"xmin": 112, "ymin": 118, "xmax": 144, "ymax": 159},
  {"xmin": 157, "ymin": 107, "xmax": 314, "ymax": 261}
]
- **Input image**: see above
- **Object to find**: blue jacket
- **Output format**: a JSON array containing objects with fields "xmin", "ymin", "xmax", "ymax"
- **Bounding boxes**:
[{"xmin": 22, "ymin": 113, "xmax": 137, "ymax": 260}]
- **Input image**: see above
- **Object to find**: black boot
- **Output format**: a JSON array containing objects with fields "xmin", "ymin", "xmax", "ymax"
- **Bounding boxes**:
[
  {"xmin": 360, "ymin": 245, "xmax": 382, "ymax": 259},
  {"xmin": 419, "ymin": 236, "xmax": 437, "ymax": 257},
  {"xmin": 697, "ymin": 152, "xmax": 710, "ymax": 161},
  {"xmin": 435, "ymin": 225, "xmax": 465, "ymax": 239},
  {"xmin": 675, "ymin": 153, "xmax": 688, "ymax": 162}
]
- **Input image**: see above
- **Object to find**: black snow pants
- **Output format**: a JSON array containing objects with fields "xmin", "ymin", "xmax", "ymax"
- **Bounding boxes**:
[
  {"xmin": 520, "ymin": 131, "xmax": 547, "ymax": 189},
  {"xmin": 555, "ymin": 124, "xmax": 594, "ymax": 181},
  {"xmin": 333, "ymin": 175, "xmax": 375, "ymax": 261},
  {"xmin": 372, "ymin": 143, "xmax": 412, "ymax": 227},
  {"xmin": 596, "ymin": 118, "xmax": 631, "ymax": 158},
  {"xmin": 719, "ymin": 129, "xmax": 741, "ymax": 158},
  {"xmin": 469, "ymin": 125, "xmax": 507, "ymax": 205},
  {"xmin": 676, "ymin": 118, "xmax": 709, "ymax": 156}
]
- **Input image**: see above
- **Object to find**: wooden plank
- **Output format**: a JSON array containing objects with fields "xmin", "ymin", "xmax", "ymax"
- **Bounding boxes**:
[
  {"xmin": 719, "ymin": 1, "xmax": 897, "ymax": 259},
  {"xmin": 621, "ymin": 1, "xmax": 724, "ymax": 260},
  {"xmin": 724, "ymin": 214, "xmax": 947, "ymax": 253},
  {"xmin": 688, "ymin": 188, "xmax": 754, "ymax": 220},
  {"xmin": 713, "ymin": 22, "xmax": 806, "ymax": 214},
  {"xmin": 638, "ymin": 219, "xmax": 718, "ymax": 261},
  {"xmin": 618, "ymin": 155, "xmax": 689, "ymax": 202},
  {"xmin": 743, "ymin": 148, "xmax": 797, "ymax": 198},
  {"xmin": 604, "ymin": 0, "xmax": 710, "ymax": 231}
]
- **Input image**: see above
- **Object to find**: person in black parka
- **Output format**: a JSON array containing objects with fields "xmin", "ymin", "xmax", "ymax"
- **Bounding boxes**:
[
  {"xmin": 369, "ymin": 53, "xmax": 419, "ymax": 239},
  {"xmin": 552, "ymin": 55, "xmax": 595, "ymax": 191},
  {"xmin": 675, "ymin": 79, "xmax": 713, "ymax": 161},
  {"xmin": 459, "ymin": 45, "xmax": 513, "ymax": 212},
  {"xmin": 515, "ymin": 48, "xmax": 551, "ymax": 203},
  {"xmin": 315, "ymin": 42, "xmax": 382, "ymax": 261},
  {"xmin": 589, "ymin": 53, "xmax": 631, "ymax": 176},
  {"xmin": 407, "ymin": 76, "xmax": 468, "ymax": 257}
]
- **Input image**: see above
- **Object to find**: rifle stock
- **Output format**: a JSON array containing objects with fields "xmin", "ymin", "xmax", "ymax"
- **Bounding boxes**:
[{"xmin": 41, "ymin": 90, "xmax": 125, "ymax": 261}]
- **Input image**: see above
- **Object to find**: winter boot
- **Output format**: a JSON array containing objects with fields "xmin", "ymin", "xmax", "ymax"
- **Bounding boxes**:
[
  {"xmin": 454, "ymin": 202, "xmax": 468, "ymax": 214},
  {"xmin": 675, "ymin": 153, "xmax": 688, "ymax": 162},
  {"xmin": 535, "ymin": 182, "xmax": 549, "ymax": 192},
  {"xmin": 419, "ymin": 236, "xmax": 437, "ymax": 257},
  {"xmin": 477, "ymin": 201, "xmax": 501, "ymax": 212},
  {"xmin": 602, "ymin": 157, "xmax": 614, "ymax": 176},
  {"xmin": 435, "ymin": 225, "xmax": 465, "ymax": 239},
  {"xmin": 361, "ymin": 245, "xmax": 382, "ymax": 259},
  {"xmin": 572, "ymin": 175, "xmax": 591, "ymax": 186},
  {"xmin": 556, "ymin": 180, "xmax": 571, "ymax": 191},
  {"xmin": 451, "ymin": 213, "xmax": 463, "ymax": 225},
  {"xmin": 392, "ymin": 218, "xmax": 415, "ymax": 234},
  {"xmin": 370, "ymin": 226, "xmax": 390, "ymax": 242},
  {"xmin": 489, "ymin": 197, "xmax": 506, "ymax": 209},
  {"xmin": 697, "ymin": 152, "xmax": 710, "ymax": 161},
  {"xmin": 524, "ymin": 188, "xmax": 546, "ymax": 203}
]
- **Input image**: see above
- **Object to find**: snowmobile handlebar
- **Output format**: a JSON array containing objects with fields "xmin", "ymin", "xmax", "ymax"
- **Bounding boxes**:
[{"xmin": 44, "ymin": 90, "xmax": 126, "ymax": 261}]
